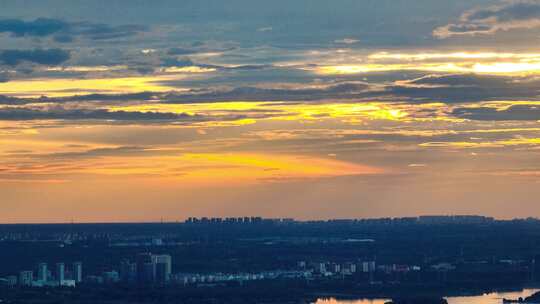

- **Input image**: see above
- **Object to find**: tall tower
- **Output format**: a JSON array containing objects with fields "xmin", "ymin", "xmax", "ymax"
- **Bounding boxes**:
[
  {"xmin": 152, "ymin": 254, "xmax": 172, "ymax": 283},
  {"xmin": 56, "ymin": 263, "xmax": 65, "ymax": 283},
  {"xmin": 37, "ymin": 263, "xmax": 48, "ymax": 282},
  {"xmin": 136, "ymin": 253, "xmax": 154, "ymax": 284},
  {"xmin": 73, "ymin": 262, "xmax": 82, "ymax": 283}
]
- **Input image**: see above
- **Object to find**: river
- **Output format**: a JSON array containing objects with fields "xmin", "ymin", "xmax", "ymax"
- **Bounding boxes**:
[{"xmin": 314, "ymin": 288, "xmax": 540, "ymax": 304}]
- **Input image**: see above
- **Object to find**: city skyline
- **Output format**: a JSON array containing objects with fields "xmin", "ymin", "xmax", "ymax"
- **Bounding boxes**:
[{"xmin": 2, "ymin": 0, "xmax": 540, "ymax": 223}]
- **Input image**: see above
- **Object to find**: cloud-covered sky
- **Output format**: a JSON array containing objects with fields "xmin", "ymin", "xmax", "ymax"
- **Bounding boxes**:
[{"xmin": 2, "ymin": 0, "xmax": 540, "ymax": 223}]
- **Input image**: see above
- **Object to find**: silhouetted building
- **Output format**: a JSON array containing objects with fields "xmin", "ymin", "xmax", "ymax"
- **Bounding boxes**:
[
  {"xmin": 73, "ymin": 262, "xmax": 82, "ymax": 283},
  {"xmin": 37, "ymin": 263, "xmax": 47, "ymax": 282},
  {"xmin": 362, "ymin": 261, "xmax": 376, "ymax": 273},
  {"xmin": 19, "ymin": 271, "xmax": 33, "ymax": 286},
  {"xmin": 418, "ymin": 215, "xmax": 494, "ymax": 225},
  {"xmin": 137, "ymin": 253, "xmax": 155, "ymax": 284},
  {"xmin": 120, "ymin": 259, "xmax": 137, "ymax": 282},
  {"xmin": 6, "ymin": 276, "xmax": 17, "ymax": 287},
  {"xmin": 319, "ymin": 263, "xmax": 326, "ymax": 273},
  {"xmin": 155, "ymin": 262, "xmax": 168, "ymax": 284},
  {"xmin": 142, "ymin": 262, "xmax": 155, "ymax": 283},
  {"xmin": 152, "ymin": 254, "xmax": 172, "ymax": 283},
  {"xmin": 56, "ymin": 263, "xmax": 65, "ymax": 282}
]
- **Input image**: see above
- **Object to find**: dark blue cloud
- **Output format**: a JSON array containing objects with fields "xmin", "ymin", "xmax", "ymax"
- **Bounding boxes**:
[
  {"xmin": 452, "ymin": 104, "xmax": 540, "ymax": 121},
  {"xmin": 407, "ymin": 74, "xmax": 508, "ymax": 87},
  {"xmin": 73, "ymin": 23, "xmax": 146, "ymax": 40},
  {"xmin": 0, "ymin": 49, "xmax": 70, "ymax": 66},
  {"xmin": 0, "ymin": 108, "xmax": 198, "ymax": 121},
  {"xmin": 3, "ymin": 72, "xmax": 540, "ymax": 106},
  {"xmin": 0, "ymin": 18, "xmax": 146, "ymax": 41},
  {"xmin": 0, "ymin": 18, "xmax": 68, "ymax": 37},
  {"xmin": 161, "ymin": 57, "xmax": 194, "ymax": 67},
  {"xmin": 386, "ymin": 74, "xmax": 540, "ymax": 103},
  {"xmin": 160, "ymin": 82, "xmax": 370, "ymax": 103},
  {"xmin": 53, "ymin": 34, "xmax": 75, "ymax": 43},
  {"xmin": 167, "ymin": 48, "xmax": 198, "ymax": 55},
  {"xmin": 467, "ymin": 1, "xmax": 540, "ymax": 22},
  {"xmin": 435, "ymin": 0, "xmax": 540, "ymax": 38},
  {"xmin": 0, "ymin": 107, "xmax": 274, "ymax": 124}
]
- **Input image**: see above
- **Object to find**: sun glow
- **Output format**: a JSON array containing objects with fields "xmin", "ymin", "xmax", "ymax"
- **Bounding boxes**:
[
  {"xmin": 0, "ymin": 75, "xmax": 187, "ymax": 97},
  {"xmin": 315, "ymin": 51, "xmax": 540, "ymax": 75},
  {"xmin": 368, "ymin": 52, "xmax": 540, "ymax": 61},
  {"xmin": 109, "ymin": 101, "xmax": 411, "ymax": 124}
]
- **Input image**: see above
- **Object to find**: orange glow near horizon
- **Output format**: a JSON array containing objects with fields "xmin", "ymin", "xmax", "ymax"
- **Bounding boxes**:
[{"xmin": 0, "ymin": 151, "xmax": 384, "ymax": 184}]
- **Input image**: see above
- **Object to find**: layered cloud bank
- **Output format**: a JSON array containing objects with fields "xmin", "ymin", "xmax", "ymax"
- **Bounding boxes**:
[
  {"xmin": 434, "ymin": 0, "xmax": 540, "ymax": 38},
  {"xmin": 1, "ymin": 0, "xmax": 540, "ymax": 222}
]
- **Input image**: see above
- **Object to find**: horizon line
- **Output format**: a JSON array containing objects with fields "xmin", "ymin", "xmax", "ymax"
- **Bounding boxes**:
[{"xmin": 0, "ymin": 214, "xmax": 537, "ymax": 225}]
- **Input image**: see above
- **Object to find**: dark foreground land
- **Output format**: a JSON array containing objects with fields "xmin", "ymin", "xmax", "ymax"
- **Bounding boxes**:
[{"xmin": 1, "ymin": 216, "xmax": 540, "ymax": 303}]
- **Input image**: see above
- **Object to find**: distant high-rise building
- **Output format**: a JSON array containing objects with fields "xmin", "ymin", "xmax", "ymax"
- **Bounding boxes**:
[
  {"xmin": 152, "ymin": 254, "xmax": 172, "ymax": 283},
  {"xmin": 331, "ymin": 263, "xmax": 341, "ymax": 273},
  {"xmin": 319, "ymin": 262, "xmax": 327, "ymax": 273},
  {"xmin": 362, "ymin": 261, "xmax": 370, "ymax": 273},
  {"xmin": 136, "ymin": 253, "xmax": 154, "ymax": 284},
  {"xmin": 155, "ymin": 262, "xmax": 168, "ymax": 284},
  {"xmin": 56, "ymin": 263, "xmax": 65, "ymax": 282},
  {"xmin": 6, "ymin": 276, "xmax": 17, "ymax": 287},
  {"xmin": 120, "ymin": 259, "xmax": 137, "ymax": 282},
  {"xmin": 73, "ymin": 262, "xmax": 82, "ymax": 283},
  {"xmin": 37, "ymin": 263, "xmax": 48, "ymax": 282},
  {"xmin": 362, "ymin": 261, "xmax": 376, "ymax": 273},
  {"xmin": 369, "ymin": 261, "xmax": 376, "ymax": 272},
  {"xmin": 19, "ymin": 271, "xmax": 33, "ymax": 286}
]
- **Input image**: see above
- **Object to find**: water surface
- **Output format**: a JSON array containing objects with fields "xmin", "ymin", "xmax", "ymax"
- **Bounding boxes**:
[{"xmin": 314, "ymin": 289, "xmax": 540, "ymax": 304}]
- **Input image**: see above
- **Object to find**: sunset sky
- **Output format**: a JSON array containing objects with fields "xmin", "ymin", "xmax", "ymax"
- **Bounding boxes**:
[{"xmin": 2, "ymin": 0, "xmax": 540, "ymax": 223}]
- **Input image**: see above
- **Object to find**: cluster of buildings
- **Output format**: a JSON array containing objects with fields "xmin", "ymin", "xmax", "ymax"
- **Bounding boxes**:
[
  {"xmin": 0, "ymin": 253, "xmax": 174, "ymax": 288},
  {"xmin": 165, "ymin": 259, "xmax": 424, "ymax": 287},
  {"xmin": 79, "ymin": 253, "xmax": 174, "ymax": 286},
  {"xmin": 0, "ymin": 216, "xmax": 520, "ymax": 245},
  {"xmin": 298, "ymin": 260, "xmax": 377, "ymax": 277},
  {"xmin": 0, "ymin": 256, "xmax": 424, "ymax": 289},
  {"xmin": 185, "ymin": 217, "xmax": 295, "ymax": 225},
  {"xmin": 307, "ymin": 215, "xmax": 496, "ymax": 226},
  {"xmin": 84, "ymin": 252, "xmax": 312, "ymax": 287},
  {"xmin": 173, "ymin": 270, "xmax": 310, "ymax": 286},
  {"xmin": 113, "ymin": 253, "xmax": 172, "ymax": 285},
  {"xmin": 3, "ymin": 254, "xmax": 529, "ymax": 290},
  {"xmin": 0, "ymin": 262, "xmax": 82, "ymax": 288},
  {"xmin": 183, "ymin": 216, "xmax": 496, "ymax": 227},
  {"xmin": 297, "ymin": 260, "xmax": 428, "ymax": 278}
]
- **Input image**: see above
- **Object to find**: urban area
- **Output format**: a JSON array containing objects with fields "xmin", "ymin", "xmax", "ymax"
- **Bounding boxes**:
[{"xmin": 0, "ymin": 215, "xmax": 540, "ymax": 303}]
